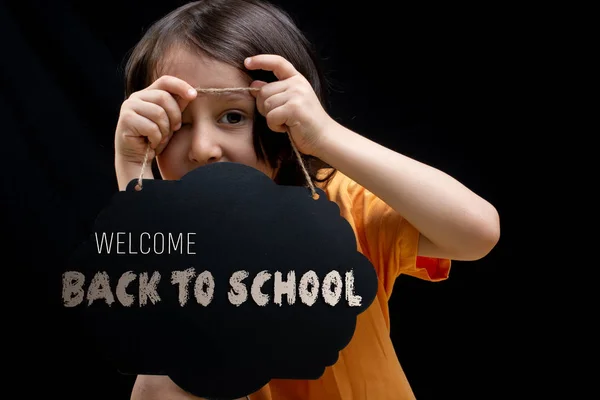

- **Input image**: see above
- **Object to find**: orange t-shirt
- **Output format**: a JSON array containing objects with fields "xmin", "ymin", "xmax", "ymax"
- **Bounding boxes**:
[{"xmin": 248, "ymin": 171, "xmax": 451, "ymax": 400}]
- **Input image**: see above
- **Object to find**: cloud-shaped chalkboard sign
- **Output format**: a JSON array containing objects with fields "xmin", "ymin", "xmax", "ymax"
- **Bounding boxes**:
[{"xmin": 62, "ymin": 162, "xmax": 378, "ymax": 399}]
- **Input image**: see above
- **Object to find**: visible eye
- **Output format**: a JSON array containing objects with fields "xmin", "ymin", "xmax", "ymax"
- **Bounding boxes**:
[{"xmin": 218, "ymin": 112, "xmax": 245, "ymax": 125}]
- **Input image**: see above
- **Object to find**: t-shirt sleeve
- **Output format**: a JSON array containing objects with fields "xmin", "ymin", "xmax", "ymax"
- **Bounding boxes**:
[{"xmin": 324, "ymin": 171, "xmax": 451, "ymax": 299}]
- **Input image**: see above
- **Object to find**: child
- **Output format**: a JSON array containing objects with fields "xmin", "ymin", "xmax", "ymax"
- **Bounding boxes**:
[{"xmin": 114, "ymin": 0, "xmax": 500, "ymax": 399}]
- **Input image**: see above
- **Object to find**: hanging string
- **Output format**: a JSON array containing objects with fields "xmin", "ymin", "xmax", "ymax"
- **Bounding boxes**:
[{"xmin": 135, "ymin": 87, "xmax": 318, "ymax": 199}]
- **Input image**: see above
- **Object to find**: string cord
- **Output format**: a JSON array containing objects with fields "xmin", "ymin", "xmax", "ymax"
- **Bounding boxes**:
[{"xmin": 135, "ymin": 87, "xmax": 318, "ymax": 199}]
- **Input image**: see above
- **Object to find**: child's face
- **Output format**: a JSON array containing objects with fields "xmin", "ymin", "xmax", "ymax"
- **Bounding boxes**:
[{"xmin": 155, "ymin": 47, "xmax": 275, "ymax": 181}]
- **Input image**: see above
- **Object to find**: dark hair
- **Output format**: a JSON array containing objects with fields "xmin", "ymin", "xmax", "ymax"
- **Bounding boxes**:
[{"xmin": 124, "ymin": 0, "xmax": 336, "ymax": 187}]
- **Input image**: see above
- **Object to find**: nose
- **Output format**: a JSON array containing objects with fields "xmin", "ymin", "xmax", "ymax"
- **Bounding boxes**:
[{"xmin": 188, "ymin": 121, "xmax": 223, "ymax": 166}]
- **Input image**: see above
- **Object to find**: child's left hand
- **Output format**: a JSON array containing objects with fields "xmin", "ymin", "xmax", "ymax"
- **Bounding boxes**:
[{"xmin": 245, "ymin": 55, "xmax": 334, "ymax": 157}]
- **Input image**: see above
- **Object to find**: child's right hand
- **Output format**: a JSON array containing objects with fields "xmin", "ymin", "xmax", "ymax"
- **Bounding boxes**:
[{"xmin": 115, "ymin": 75, "xmax": 198, "ymax": 165}]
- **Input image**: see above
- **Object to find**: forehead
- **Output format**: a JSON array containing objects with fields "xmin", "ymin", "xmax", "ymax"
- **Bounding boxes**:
[{"xmin": 158, "ymin": 46, "xmax": 250, "ymax": 89}]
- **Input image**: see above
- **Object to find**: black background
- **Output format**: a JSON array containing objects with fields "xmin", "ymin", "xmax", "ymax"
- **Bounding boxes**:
[{"xmin": 1, "ymin": 0, "xmax": 519, "ymax": 398}]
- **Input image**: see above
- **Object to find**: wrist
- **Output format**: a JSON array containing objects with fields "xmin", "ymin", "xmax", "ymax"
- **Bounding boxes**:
[{"xmin": 310, "ymin": 118, "xmax": 348, "ymax": 162}]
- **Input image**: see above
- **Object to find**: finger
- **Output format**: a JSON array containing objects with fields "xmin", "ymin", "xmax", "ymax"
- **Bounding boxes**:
[
  {"xmin": 155, "ymin": 132, "xmax": 173, "ymax": 155},
  {"xmin": 252, "ymin": 80, "xmax": 288, "ymax": 116},
  {"xmin": 129, "ymin": 99, "xmax": 171, "ymax": 140},
  {"xmin": 135, "ymin": 90, "xmax": 184, "ymax": 132},
  {"xmin": 255, "ymin": 79, "xmax": 288, "ymax": 101},
  {"xmin": 146, "ymin": 75, "xmax": 197, "ymax": 111},
  {"xmin": 265, "ymin": 105, "xmax": 291, "ymax": 133},
  {"xmin": 261, "ymin": 91, "xmax": 292, "ymax": 116},
  {"xmin": 129, "ymin": 111, "xmax": 163, "ymax": 149},
  {"xmin": 249, "ymin": 80, "xmax": 267, "ymax": 98},
  {"xmin": 245, "ymin": 55, "xmax": 299, "ymax": 81}
]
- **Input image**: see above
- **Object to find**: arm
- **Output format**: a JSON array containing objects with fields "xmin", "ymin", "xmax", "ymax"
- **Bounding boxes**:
[
  {"xmin": 244, "ymin": 54, "xmax": 500, "ymax": 262},
  {"xmin": 314, "ymin": 120, "xmax": 500, "ymax": 261}
]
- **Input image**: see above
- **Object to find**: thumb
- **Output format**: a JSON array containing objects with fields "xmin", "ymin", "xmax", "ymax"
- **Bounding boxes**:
[
  {"xmin": 155, "ymin": 132, "xmax": 173, "ymax": 156},
  {"xmin": 249, "ymin": 80, "xmax": 267, "ymax": 97}
]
